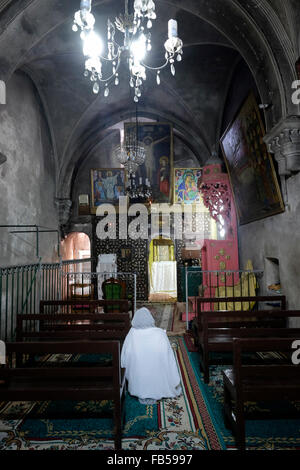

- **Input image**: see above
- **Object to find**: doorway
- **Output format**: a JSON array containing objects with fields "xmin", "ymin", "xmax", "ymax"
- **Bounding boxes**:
[
  {"xmin": 60, "ymin": 232, "xmax": 92, "ymax": 299},
  {"xmin": 148, "ymin": 236, "xmax": 177, "ymax": 302}
]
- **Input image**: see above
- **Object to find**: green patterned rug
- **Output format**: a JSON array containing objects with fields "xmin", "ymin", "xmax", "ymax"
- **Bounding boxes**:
[
  {"xmin": 15, "ymin": 394, "xmax": 157, "ymax": 441},
  {"xmin": 0, "ymin": 339, "xmax": 225, "ymax": 450}
]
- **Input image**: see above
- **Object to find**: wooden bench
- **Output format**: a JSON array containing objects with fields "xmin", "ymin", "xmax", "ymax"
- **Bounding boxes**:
[
  {"xmin": 193, "ymin": 295, "xmax": 287, "ymax": 342},
  {"xmin": 197, "ymin": 295, "xmax": 286, "ymax": 317},
  {"xmin": 196, "ymin": 308, "xmax": 300, "ymax": 383},
  {"xmin": 0, "ymin": 340, "xmax": 126, "ymax": 450},
  {"xmin": 40, "ymin": 299, "xmax": 131, "ymax": 315},
  {"xmin": 16, "ymin": 313, "xmax": 130, "ymax": 342},
  {"xmin": 223, "ymin": 337, "xmax": 300, "ymax": 450}
]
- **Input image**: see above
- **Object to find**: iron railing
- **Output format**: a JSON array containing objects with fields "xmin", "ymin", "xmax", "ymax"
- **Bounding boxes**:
[
  {"xmin": 0, "ymin": 258, "xmax": 93, "ymax": 341},
  {"xmin": 184, "ymin": 268, "xmax": 264, "ymax": 330}
]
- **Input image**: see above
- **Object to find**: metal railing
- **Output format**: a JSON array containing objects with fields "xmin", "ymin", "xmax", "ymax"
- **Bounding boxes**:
[
  {"xmin": 0, "ymin": 258, "xmax": 138, "ymax": 341},
  {"xmin": 0, "ymin": 258, "xmax": 93, "ymax": 341},
  {"xmin": 184, "ymin": 268, "xmax": 264, "ymax": 330}
]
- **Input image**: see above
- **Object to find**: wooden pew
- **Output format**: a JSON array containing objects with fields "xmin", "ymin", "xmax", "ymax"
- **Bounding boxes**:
[
  {"xmin": 223, "ymin": 337, "xmax": 300, "ymax": 450},
  {"xmin": 193, "ymin": 295, "xmax": 287, "ymax": 344},
  {"xmin": 0, "ymin": 340, "xmax": 126, "ymax": 450},
  {"xmin": 40, "ymin": 299, "xmax": 131, "ymax": 315},
  {"xmin": 196, "ymin": 295, "xmax": 287, "ymax": 327},
  {"xmin": 196, "ymin": 309, "xmax": 300, "ymax": 383},
  {"xmin": 16, "ymin": 313, "xmax": 130, "ymax": 343},
  {"xmin": 197, "ymin": 295, "xmax": 286, "ymax": 318}
]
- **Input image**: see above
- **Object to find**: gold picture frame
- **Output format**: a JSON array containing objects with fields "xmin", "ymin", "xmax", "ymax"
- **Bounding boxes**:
[
  {"xmin": 124, "ymin": 122, "xmax": 174, "ymax": 203},
  {"xmin": 220, "ymin": 92, "xmax": 284, "ymax": 225},
  {"xmin": 173, "ymin": 168, "xmax": 203, "ymax": 205},
  {"xmin": 90, "ymin": 168, "xmax": 126, "ymax": 214}
]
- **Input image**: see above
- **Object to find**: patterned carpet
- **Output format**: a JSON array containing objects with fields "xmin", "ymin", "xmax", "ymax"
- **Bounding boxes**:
[
  {"xmin": 136, "ymin": 302, "xmax": 175, "ymax": 332},
  {"xmin": 0, "ymin": 338, "xmax": 225, "ymax": 451},
  {"xmin": 187, "ymin": 348, "xmax": 300, "ymax": 450}
]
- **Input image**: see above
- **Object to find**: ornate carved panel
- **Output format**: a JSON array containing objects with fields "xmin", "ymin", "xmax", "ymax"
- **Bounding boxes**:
[{"xmin": 92, "ymin": 217, "xmax": 148, "ymax": 300}]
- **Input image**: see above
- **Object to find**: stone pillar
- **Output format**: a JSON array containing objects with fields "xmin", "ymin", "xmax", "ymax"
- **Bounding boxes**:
[
  {"xmin": 264, "ymin": 116, "xmax": 300, "ymax": 205},
  {"xmin": 54, "ymin": 198, "xmax": 72, "ymax": 232}
]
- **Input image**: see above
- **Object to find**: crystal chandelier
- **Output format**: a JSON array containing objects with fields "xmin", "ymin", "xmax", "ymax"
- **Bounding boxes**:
[
  {"xmin": 126, "ymin": 175, "xmax": 153, "ymax": 204},
  {"xmin": 113, "ymin": 138, "xmax": 146, "ymax": 176},
  {"xmin": 112, "ymin": 105, "xmax": 146, "ymax": 177},
  {"xmin": 73, "ymin": 0, "xmax": 183, "ymax": 101}
]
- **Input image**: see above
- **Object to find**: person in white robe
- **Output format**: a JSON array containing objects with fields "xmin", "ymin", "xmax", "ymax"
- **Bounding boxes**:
[{"xmin": 121, "ymin": 307, "xmax": 182, "ymax": 405}]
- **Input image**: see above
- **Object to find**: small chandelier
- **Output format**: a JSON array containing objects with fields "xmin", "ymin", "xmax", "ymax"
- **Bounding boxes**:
[
  {"xmin": 73, "ymin": 0, "xmax": 183, "ymax": 102},
  {"xmin": 126, "ymin": 175, "xmax": 153, "ymax": 204},
  {"xmin": 113, "ymin": 139, "xmax": 146, "ymax": 176},
  {"xmin": 113, "ymin": 105, "xmax": 146, "ymax": 177}
]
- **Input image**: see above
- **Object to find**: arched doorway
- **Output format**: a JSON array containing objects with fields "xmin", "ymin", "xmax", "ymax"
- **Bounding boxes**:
[
  {"xmin": 60, "ymin": 232, "xmax": 92, "ymax": 300},
  {"xmin": 61, "ymin": 232, "xmax": 91, "ymax": 268}
]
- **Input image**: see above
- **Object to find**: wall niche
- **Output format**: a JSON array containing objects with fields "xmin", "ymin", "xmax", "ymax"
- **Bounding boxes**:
[{"xmin": 265, "ymin": 257, "xmax": 282, "ymax": 294}]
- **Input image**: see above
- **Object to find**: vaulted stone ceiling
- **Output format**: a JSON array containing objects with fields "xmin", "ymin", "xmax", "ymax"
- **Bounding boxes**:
[{"xmin": 0, "ymin": 0, "xmax": 299, "ymax": 199}]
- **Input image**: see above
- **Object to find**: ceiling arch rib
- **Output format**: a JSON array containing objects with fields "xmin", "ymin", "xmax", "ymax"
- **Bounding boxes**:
[
  {"xmin": 0, "ymin": 0, "xmax": 295, "ymax": 122},
  {"xmin": 59, "ymin": 104, "xmax": 210, "ymax": 200},
  {"xmin": 0, "ymin": 0, "xmax": 298, "ymax": 202}
]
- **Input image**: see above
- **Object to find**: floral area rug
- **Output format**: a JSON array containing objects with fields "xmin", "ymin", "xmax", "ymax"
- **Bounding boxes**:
[
  {"xmin": 187, "ymin": 349, "xmax": 300, "ymax": 450},
  {"xmin": 0, "ymin": 339, "xmax": 225, "ymax": 450}
]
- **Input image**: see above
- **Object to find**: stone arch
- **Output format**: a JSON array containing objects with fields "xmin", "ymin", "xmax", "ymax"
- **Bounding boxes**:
[
  {"xmin": 0, "ymin": 0, "xmax": 296, "ymax": 121},
  {"xmin": 58, "ymin": 106, "xmax": 210, "ymax": 200},
  {"xmin": 0, "ymin": 0, "xmax": 297, "ymax": 203}
]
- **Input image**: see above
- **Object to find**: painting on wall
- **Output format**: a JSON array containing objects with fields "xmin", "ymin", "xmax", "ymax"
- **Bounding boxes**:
[
  {"xmin": 91, "ymin": 168, "xmax": 125, "ymax": 212},
  {"xmin": 220, "ymin": 92, "xmax": 284, "ymax": 225},
  {"xmin": 173, "ymin": 168, "xmax": 203, "ymax": 204},
  {"xmin": 124, "ymin": 122, "xmax": 173, "ymax": 203}
]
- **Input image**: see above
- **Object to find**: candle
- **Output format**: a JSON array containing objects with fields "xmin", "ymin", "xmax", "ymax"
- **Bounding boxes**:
[
  {"xmin": 168, "ymin": 19, "xmax": 178, "ymax": 39},
  {"xmin": 80, "ymin": 0, "xmax": 91, "ymax": 11}
]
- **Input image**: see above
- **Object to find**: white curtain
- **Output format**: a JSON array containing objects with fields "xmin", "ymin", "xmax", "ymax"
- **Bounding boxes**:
[
  {"xmin": 96, "ymin": 254, "xmax": 117, "ymax": 299},
  {"xmin": 150, "ymin": 261, "xmax": 177, "ymax": 298}
]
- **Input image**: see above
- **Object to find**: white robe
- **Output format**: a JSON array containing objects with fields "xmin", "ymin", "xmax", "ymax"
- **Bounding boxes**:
[{"xmin": 121, "ymin": 326, "xmax": 181, "ymax": 401}]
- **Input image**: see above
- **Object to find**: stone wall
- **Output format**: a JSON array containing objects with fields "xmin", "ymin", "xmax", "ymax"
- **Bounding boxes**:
[
  {"xmin": 238, "ymin": 171, "xmax": 300, "ymax": 316},
  {"xmin": 0, "ymin": 71, "xmax": 59, "ymax": 267}
]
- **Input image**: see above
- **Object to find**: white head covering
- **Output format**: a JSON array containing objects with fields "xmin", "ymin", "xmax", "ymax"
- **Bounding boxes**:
[{"xmin": 131, "ymin": 307, "xmax": 155, "ymax": 329}]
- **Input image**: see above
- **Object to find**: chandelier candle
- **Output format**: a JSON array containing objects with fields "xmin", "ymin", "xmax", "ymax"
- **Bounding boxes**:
[
  {"xmin": 73, "ymin": 0, "xmax": 183, "ymax": 101},
  {"xmin": 168, "ymin": 19, "xmax": 178, "ymax": 39}
]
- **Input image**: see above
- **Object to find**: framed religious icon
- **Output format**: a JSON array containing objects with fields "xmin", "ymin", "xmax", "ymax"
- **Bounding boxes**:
[
  {"xmin": 90, "ymin": 168, "xmax": 125, "ymax": 213},
  {"xmin": 124, "ymin": 122, "xmax": 173, "ymax": 203},
  {"xmin": 220, "ymin": 92, "xmax": 284, "ymax": 225},
  {"xmin": 119, "ymin": 245, "xmax": 132, "ymax": 261},
  {"xmin": 173, "ymin": 168, "xmax": 203, "ymax": 204}
]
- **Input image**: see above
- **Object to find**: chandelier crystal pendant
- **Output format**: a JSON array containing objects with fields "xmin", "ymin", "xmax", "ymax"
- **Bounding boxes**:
[
  {"xmin": 112, "ymin": 104, "xmax": 146, "ymax": 177},
  {"xmin": 73, "ymin": 0, "xmax": 183, "ymax": 102},
  {"xmin": 113, "ymin": 139, "xmax": 146, "ymax": 176}
]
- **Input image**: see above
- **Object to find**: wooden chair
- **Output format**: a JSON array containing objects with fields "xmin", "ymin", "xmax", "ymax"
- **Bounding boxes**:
[
  {"xmin": 102, "ymin": 278, "xmax": 126, "ymax": 313},
  {"xmin": 69, "ymin": 283, "xmax": 95, "ymax": 312}
]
